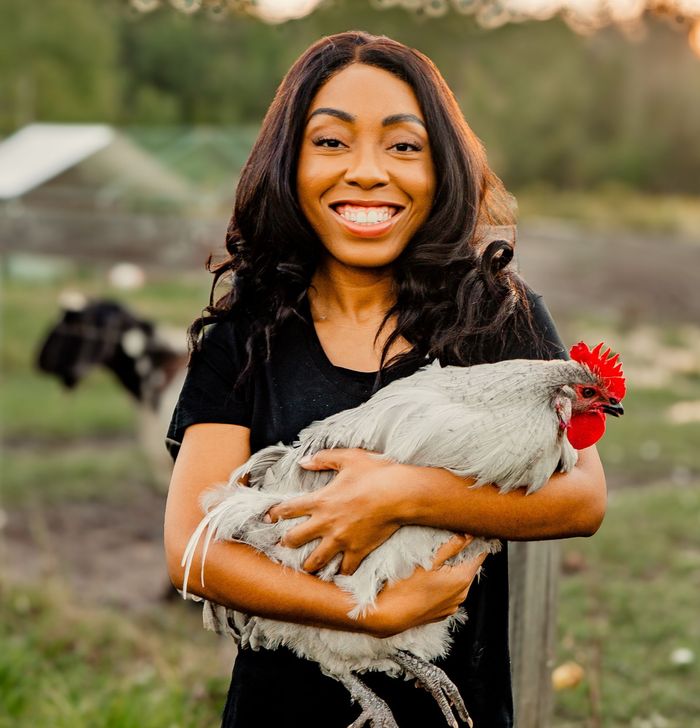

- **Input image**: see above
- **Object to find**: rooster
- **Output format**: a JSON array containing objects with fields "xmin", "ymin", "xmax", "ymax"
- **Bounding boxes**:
[{"xmin": 181, "ymin": 342, "xmax": 625, "ymax": 728}]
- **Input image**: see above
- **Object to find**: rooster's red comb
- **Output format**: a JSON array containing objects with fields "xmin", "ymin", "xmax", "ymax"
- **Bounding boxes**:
[{"xmin": 569, "ymin": 341, "xmax": 626, "ymax": 400}]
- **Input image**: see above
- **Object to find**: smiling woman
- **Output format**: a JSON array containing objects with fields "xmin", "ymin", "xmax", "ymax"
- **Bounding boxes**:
[
  {"xmin": 297, "ymin": 64, "xmax": 436, "ymax": 269},
  {"xmin": 163, "ymin": 30, "xmax": 605, "ymax": 728}
]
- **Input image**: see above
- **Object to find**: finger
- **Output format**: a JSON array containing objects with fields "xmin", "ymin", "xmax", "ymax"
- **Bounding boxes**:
[
  {"xmin": 298, "ymin": 449, "xmax": 346, "ymax": 471},
  {"xmin": 432, "ymin": 534, "xmax": 474, "ymax": 568},
  {"xmin": 461, "ymin": 549, "xmax": 489, "ymax": 580},
  {"xmin": 446, "ymin": 550, "xmax": 489, "ymax": 589},
  {"xmin": 340, "ymin": 551, "xmax": 364, "ymax": 576},
  {"xmin": 280, "ymin": 519, "xmax": 322, "ymax": 549},
  {"xmin": 303, "ymin": 541, "xmax": 341, "ymax": 573},
  {"xmin": 267, "ymin": 495, "xmax": 314, "ymax": 523},
  {"xmin": 298, "ymin": 448, "xmax": 368, "ymax": 471}
]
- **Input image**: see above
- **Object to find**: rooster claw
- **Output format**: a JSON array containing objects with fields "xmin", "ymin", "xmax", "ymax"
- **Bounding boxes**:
[
  {"xmin": 341, "ymin": 672, "xmax": 400, "ymax": 728},
  {"xmin": 394, "ymin": 650, "xmax": 472, "ymax": 727}
]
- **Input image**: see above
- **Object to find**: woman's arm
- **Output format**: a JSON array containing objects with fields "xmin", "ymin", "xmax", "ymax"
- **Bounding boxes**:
[
  {"xmin": 396, "ymin": 445, "xmax": 606, "ymax": 538},
  {"xmin": 269, "ymin": 446, "xmax": 606, "ymax": 574},
  {"xmin": 163, "ymin": 422, "xmax": 486, "ymax": 638}
]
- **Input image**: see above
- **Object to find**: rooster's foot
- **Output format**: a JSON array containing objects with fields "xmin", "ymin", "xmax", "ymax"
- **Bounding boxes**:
[
  {"xmin": 339, "ymin": 672, "xmax": 399, "ymax": 728},
  {"xmin": 394, "ymin": 650, "xmax": 472, "ymax": 728}
]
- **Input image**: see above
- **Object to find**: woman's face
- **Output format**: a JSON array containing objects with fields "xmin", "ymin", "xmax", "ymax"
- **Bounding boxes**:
[{"xmin": 297, "ymin": 63, "xmax": 436, "ymax": 269}]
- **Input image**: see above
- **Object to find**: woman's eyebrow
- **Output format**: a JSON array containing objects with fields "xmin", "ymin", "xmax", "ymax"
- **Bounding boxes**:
[
  {"xmin": 382, "ymin": 113, "xmax": 426, "ymax": 130},
  {"xmin": 308, "ymin": 107, "xmax": 354, "ymax": 123},
  {"xmin": 307, "ymin": 108, "xmax": 426, "ymax": 130}
]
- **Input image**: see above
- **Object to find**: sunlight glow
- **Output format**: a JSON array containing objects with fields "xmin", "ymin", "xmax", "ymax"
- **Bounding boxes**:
[
  {"xmin": 128, "ymin": 0, "xmax": 700, "ymax": 51},
  {"xmin": 249, "ymin": 0, "xmax": 324, "ymax": 22}
]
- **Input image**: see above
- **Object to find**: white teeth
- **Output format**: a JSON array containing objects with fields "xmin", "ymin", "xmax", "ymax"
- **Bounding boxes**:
[{"xmin": 336, "ymin": 205, "xmax": 396, "ymax": 225}]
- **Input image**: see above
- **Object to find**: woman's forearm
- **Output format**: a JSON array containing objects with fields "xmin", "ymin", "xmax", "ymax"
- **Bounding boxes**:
[
  {"xmin": 165, "ymin": 423, "xmax": 376, "ymax": 634},
  {"xmin": 393, "ymin": 445, "xmax": 607, "ymax": 540},
  {"xmin": 166, "ymin": 528, "xmax": 379, "ymax": 632},
  {"xmin": 166, "ymin": 426, "xmax": 503, "ymax": 637},
  {"xmin": 165, "ymin": 522, "xmax": 481, "ymax": 639}
]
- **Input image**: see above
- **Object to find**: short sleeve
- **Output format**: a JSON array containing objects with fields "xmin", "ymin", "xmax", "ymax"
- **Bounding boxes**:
[
  {"xmin": 165, "ymin": 320, "xmax": 252, "ymax": 462},
  {"xmin": 501, "ymin": 288, "xmax": 569, "ymax": 362}
]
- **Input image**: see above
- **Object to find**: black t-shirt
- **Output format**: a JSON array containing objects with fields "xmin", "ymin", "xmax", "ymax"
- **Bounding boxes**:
[{"xmin": 166, "ymin": 290, "xmax": 567, "ymax": 728}]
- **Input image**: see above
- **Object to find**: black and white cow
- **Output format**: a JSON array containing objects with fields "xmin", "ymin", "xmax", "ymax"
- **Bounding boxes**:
[{"xmin": 37, "ymin": 294, "xmax": 188, "ymax": 491}]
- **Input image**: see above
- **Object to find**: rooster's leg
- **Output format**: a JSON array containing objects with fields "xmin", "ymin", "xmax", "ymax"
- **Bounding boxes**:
[
  {"xmin": 336, "ymin": 672, "xmax": 399, "ymax": 728},
  {"xmin": 394, "ymin": 650, "xmax": 472, "ymax": 728}
]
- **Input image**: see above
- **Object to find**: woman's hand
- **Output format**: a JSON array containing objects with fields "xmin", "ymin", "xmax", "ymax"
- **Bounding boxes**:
[
  {"xmin": 363, "ymin": 534, "xmax": 488, "ymax": 638},
  {"xmin": 266, "ymin": 448, "xmax": 405, "ymax": 575}
]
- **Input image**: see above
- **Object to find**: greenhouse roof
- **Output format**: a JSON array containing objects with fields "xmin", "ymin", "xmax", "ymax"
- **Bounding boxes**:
[{"xmin": 0, "ymin": 124, "xmax": 115, "ymax": 200}]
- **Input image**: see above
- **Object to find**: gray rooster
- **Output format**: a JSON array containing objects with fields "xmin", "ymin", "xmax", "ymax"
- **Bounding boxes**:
[{"xmin": 181, "ymin": 341, "xmax": 625, "ymax": 728}]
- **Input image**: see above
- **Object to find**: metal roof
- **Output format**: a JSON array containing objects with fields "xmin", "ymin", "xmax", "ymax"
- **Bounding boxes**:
[{"xmin": 0, "ymin": 123, "xmax": 115, "ymax": 200}]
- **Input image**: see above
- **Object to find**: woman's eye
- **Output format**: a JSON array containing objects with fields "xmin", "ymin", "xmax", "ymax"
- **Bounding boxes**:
[
  {"xmin": 391, "ymin": 142, "xmax": 422, "ymax": 152},
  {"xmin": 582, "ymin": 387, "xmax": 596, "ymax": 398},
  {"xmin": 313, "ymin": 137, "xmax": 345, "ymax": 149}
]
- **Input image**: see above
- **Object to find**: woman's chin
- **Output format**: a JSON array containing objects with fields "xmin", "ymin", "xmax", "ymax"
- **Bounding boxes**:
[
  {"xmin": 329, "ymin": 252, "xmax": 400, "ymax": 271},
  {"xmin": 319, "ymin": 239, "xmax": 409, "ymax": 271}
]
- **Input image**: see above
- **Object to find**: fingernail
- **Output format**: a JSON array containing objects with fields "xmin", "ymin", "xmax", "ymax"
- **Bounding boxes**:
[
  {"xmin": 298, "ymin": 455, "xmax": 313, "ymax": 467},
  {"xmin": 262, "ymin": 513, "xmax": 271, "ymax": 523}
]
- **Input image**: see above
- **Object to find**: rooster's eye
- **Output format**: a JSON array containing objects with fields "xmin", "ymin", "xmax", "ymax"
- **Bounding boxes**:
[{"xmin": 582, "ymin": 387, "xmax": 596, "ymax": 398}]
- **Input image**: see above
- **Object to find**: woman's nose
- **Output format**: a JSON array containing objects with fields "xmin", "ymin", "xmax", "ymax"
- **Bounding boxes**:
[{"xmin": 343, "ymin": 145, "xmax": 389, "ymax": 188}]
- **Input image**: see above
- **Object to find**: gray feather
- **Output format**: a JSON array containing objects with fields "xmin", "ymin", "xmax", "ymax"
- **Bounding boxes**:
[{"xmin": 181, "ymin": 357, "xmax": 595, "ymax": 680}]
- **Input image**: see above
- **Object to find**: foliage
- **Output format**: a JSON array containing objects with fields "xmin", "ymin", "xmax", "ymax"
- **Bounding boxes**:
[
  {"xmin": 0, "ymin": 0, "xmax": 121, "ymax": 127},
  {"xmin": 1, "ymin": 1, "xmax": 699, "ymax": 192}
]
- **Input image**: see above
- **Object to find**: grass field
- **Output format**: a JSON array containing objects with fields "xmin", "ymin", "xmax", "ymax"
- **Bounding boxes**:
[
  {"xmin": 2, "ymin": 267, "xmax": 699, "ymax": 727},
  {"xmin": 516, "ymin": 183, "xmax": 700, "ymax": 239}
]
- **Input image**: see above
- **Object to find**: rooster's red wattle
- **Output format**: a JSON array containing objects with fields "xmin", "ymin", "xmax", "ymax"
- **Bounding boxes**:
[{"xmin": 567, "ymin": 342, "xmax": 627, "ymax": 449}]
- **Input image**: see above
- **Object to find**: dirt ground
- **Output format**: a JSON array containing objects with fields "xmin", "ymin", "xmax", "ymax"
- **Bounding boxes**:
[
  {"xmin": 518, "ymin": 220, "xmax": 700, "ymax": 325},
  {"xmin": 2, "ymin": 222, "xmax": 699, "ymax": 611},
  {"xmin": 0, "ymin": 481, "xmax": 173, "ymax": 611}
]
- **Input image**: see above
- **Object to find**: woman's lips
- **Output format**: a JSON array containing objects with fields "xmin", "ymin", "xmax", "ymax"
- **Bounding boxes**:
[{"xmin": 329, "ymin": 203, "xmax": 404, "ymax": 239}]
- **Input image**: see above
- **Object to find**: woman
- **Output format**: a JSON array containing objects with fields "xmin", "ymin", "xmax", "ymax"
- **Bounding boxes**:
[{"xmin": 164, "ymin": 31, "xmax": 606, "ymax": 728}]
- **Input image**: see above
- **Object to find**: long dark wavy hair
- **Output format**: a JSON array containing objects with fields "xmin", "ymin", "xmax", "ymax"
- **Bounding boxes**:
[{"xmin": 188, "ymin": 31, "xmax": 541, "ymax": 383}]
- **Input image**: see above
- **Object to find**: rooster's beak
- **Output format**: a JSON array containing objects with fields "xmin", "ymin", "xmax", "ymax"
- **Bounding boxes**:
[{"xmin": 602, "ymin": 402, "xmax": 624, "ymax": 417}]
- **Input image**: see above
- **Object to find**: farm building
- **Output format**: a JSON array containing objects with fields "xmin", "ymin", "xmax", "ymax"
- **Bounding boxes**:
[{"xmin": 0, "ymin": 123, "xmax": 225, "ymax": 269}]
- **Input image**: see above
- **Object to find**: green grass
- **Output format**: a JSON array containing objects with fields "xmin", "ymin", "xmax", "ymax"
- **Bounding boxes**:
[
  {"xmin": 2, "ymin": 372, "xmax": 136, "ymax": 440},
  {"xmin": 594, "ymin": 382, "xmax": 700, "ymax": 487},
  {"xmin": 2, "ymin": 484, "xmax": 697, "ymax": 727},
  {"xmin": 1, "ymin": 442, "xmax": 152, "ymax": 506},
  {"xmin": 554, "ymin": 484, "xmax": 700, "ymax": 727},
  {"xmin": 2, "ymin": 266, "xmax": 700, "ymax": 726},
  {"xmin": 0, "ymin": 581, "xmax": 228, "ymax": 728},
  {"xmin": 516, "ymin": 183, "xmax": 700, "ymax": 238}
]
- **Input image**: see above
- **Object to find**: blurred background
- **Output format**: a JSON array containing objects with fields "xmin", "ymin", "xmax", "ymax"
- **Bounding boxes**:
[{"xmin": 1, "ymin": 1, "xmax": 699, "ymax": 726}]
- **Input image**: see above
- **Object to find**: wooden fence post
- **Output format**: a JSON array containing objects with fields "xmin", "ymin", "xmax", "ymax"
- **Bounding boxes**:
[{"xmin": 508, "ymin": 540, "xmax": 561, "ymax": 728}]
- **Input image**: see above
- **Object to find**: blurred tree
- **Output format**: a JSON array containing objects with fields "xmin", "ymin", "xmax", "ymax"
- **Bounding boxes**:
[
  {"xmin": 0, "ymin": 0, "xmax": 698, "ymax": 193},
  {"xmin": 119, "ymin": 10, "xmax": 285, "ymax": 124},
  {"xmin": 0, "ymin": 0, "xmax": 121, "ymax": 129}
]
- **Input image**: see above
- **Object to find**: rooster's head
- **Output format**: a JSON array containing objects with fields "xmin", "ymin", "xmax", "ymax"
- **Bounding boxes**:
[{"xmin": 567, "ymin": 342, "xmax": 626, "ymax": 449}]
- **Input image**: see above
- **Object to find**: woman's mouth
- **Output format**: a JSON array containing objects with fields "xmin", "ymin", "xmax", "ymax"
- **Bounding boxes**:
[{"xmin": 330, "ymin": 203, "xmax": 403, "ymax": 238}]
